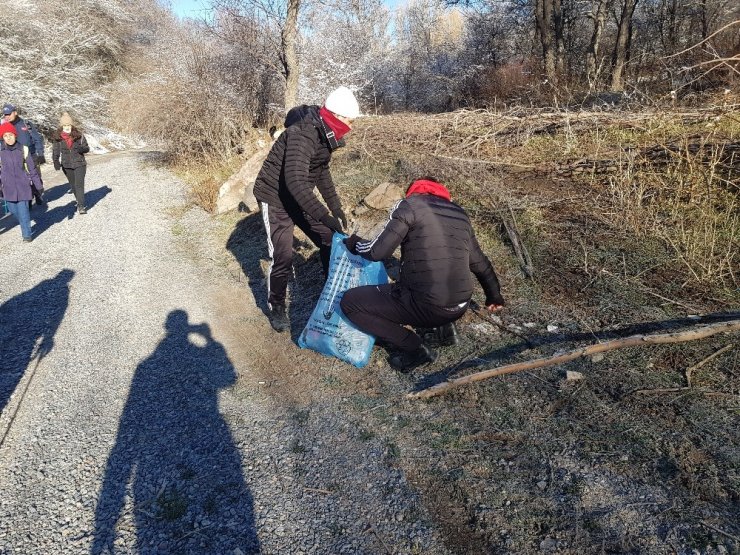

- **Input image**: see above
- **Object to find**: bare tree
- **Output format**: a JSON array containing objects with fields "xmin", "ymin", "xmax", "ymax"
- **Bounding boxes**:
[
  {"xmin": 586, "ymin": 0, "xmax": 609, "ymax": 87},
  {"xmin": 611, "ymin": 0, "xmax": 638, "ymax": 91},
  {"xmin": 211, "ymin": 0, "xmax": 304, "ymax": 111}
]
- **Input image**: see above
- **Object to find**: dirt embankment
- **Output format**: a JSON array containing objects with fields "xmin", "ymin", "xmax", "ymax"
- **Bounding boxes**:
[{"xmin": 197, "ymin": 105, "xmax": 739, "ymax": 554}]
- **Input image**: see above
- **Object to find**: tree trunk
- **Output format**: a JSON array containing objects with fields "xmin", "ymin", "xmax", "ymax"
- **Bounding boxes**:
[
  {"xmin": 553, "ymin": 0, "xmax": 565, "ymax": 75},
  {"xmin": 586, "ymin": 0, "xmax": 608, "ymax": 88},
  {"xmin": 535, "ymin": 0, "xmax": 557, "ymax": 82},
  {"xmin": 611, "ymin": 0, "xmax": 639, "ymax": 91},
  {"xmin": 281, "ymin": 0, "xmax": 300, "ymax": 110}
]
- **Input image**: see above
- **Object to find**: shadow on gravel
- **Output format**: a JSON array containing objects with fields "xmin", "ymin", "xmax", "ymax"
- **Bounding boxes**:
[
  {"xmin": 0, "ymin": 269, "xmax": 73, "ymax": 415},
  {"xmin": 226, "ymin": 212, "xmax": 270, "ymax": 317},
  {"xmin": 31, "ymin": 185, "xmax": 112, "ymax": 238},
  {"xmin": 91, "ymin": 310, "xmax": 260, "ymax": 554},
  {"xmin": 412, "ymin": 310, "xmax": 740, "ymax": 392},
  {"xmin": 226, "ymin": 212, "xmax": 324, "ymax": 342}
]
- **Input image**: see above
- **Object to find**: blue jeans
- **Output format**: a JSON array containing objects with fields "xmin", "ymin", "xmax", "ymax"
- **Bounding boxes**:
[{"xmin": 6, "ymin": 200, "xmax": 33, "ymax": 239}]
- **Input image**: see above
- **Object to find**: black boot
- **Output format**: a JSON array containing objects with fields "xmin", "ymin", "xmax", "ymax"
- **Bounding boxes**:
[
  {"xmin": 389, "ymin": 344, "xmax": 437, "ymax": 372},
  {"xmin": 269, "ymin": 304, "xmax": 289, "ymax": 332},
  {"xmin": 418, "ymin": 322, "xmax": 460, "ymax": 347}
]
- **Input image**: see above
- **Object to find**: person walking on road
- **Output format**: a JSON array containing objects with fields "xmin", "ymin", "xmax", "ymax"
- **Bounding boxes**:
[
  {"xmin": 341, "ymin": 178, "xmax": 506, "ymax": 372},
  {"xmin": 253, "ymin": 86, "xmax": 360, "ymax": 332},
  {"xmin": 2, "ymin": 103, "xmax": 45, "ymax": 206},
  {"xmin": 0, "ymin": 122, "xmax": 44, "ymax": 242},
  {"xmin": 52, "ymin": 113, "xmax": 90, "ymax": 214}
]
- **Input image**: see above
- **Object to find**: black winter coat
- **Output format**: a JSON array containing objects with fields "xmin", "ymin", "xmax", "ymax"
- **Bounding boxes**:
[
  {"xmin": 52, "ymin": 128, "xmax": 89, "ymax": 169},
  {"xmin": 355, "ymin": 194, "xmax": 504, "ymax": 307},
  {"xmin": 253, "ymin": 105, "xmax": 342, "ymax": 222}
]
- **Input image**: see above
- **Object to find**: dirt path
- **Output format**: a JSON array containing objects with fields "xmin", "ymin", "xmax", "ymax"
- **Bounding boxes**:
[{"xmin": 0, "ymin": 151, "xmax": 449, "ymax": 554}]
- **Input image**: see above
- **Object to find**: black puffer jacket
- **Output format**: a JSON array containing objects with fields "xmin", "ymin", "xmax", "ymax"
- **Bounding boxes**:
[
  {"xmin": 52, "ymin": 128, "xmax": 89, "ymax": 169},
  {"xmin": 253, "ymin": 105, "xmax": 342, "ymax": 221},
  {"xmin": 355, "ymin": 193, "xmax": 504, "ymax": 307}
]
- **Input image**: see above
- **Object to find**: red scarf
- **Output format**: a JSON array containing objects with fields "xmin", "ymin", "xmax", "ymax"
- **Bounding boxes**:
[
  {"xmin": 319, "ymin": 106, "xmax": 351, "ymax": 141},
  {"xmin": 406, "ymin": 179, "xmax": 451, "ymax": 201},
  {"xmin": 61, "ymin": 131, "xmax": 74, "ymax": 149}
]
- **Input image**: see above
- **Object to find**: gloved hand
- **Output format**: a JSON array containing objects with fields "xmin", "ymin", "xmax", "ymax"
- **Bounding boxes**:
[
  {"xmin": 320, "ymin": 214, "xmax": 343, "ymax": 233},
  {"xmin": 54, "ymin": 162, "xmax": 61, "ymax": 171},
  {"xmin": 332, "ymin": 207, "xmax": 348, "ymax": 231},
  {"xmin": 36, "ymin": 155, "xmax": 46, "ymax": 165},
  {"xmin": 344, "ymin": 234, "xmax": 366, "ymax": 255}
]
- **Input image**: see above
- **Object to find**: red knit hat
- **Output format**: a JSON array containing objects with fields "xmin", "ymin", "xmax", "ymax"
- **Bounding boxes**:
[{"xmin": 0, "ymin": 122, "xmax": 17, "ymax": 137}]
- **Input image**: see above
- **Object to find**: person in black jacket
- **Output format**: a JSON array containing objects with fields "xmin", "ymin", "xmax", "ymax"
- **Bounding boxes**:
[
  {"xmin": 254, "ymin": 87, "xmax": 360, "ymax": 332},
  {"xmin": 340, "ymin": 178, "xmax": 505, "ymax": 372},
  {"xmin": 52, "ymin": 112, "xmax": 90, "ymax": 214}
]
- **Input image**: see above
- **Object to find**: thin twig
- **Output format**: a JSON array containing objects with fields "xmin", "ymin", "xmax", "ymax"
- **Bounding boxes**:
[
  {"xmin": 700, "ymin": 521, "xmax": 740, "ymax": 543},
  {"xmin": 369, "ymin": 523, "xmax": 394, "ymax": 555},
  {"xmin": 685, "ymin": 343, "xmax": 734, "ymax": 387},
  {"xmin": 303, "ymin": 487, "xmax": 333, "ymax": 495}
]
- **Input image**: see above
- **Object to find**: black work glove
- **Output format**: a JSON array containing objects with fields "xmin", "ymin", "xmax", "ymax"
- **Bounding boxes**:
[
  {"xmin": 320, "ymin": 213, "xmax": 343, "ymax": 233},
  {"xmin": 343, "ymin": 234, "xmax": 367, "ymax": 255},
  {"xmin": 53, "ymin": 162, "xmax": 61, "ymax": 171},
  {"xmin": 36, "ymin": 155, "xmax": 46, "ymax": 165},
  {"xmin": 332, "ymin": 207, "xmax": 348, "ymax": 231}
]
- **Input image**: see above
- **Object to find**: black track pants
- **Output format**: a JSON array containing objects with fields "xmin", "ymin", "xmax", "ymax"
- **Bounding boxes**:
[
  {"xmin": 260, "ymin": 201, "xmax": 334, "ymax": 308},
  {"xmin": 340, "ymin": 284, "xmax": 467, "ymax": 351},
  {"xmin": 64, "ymin": 166, "xmax": 86, "ymax": 209}
]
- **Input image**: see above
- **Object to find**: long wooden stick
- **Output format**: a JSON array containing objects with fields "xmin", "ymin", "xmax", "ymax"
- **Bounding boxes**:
[{"xmin": 407, "ymin": 320, "xmax": 740, "ymax": 400}]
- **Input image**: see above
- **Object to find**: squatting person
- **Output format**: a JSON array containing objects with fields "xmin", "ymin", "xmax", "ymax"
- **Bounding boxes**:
[
  {"xmin": 340, "ymin": 177, "xmax": 505, "ymax": 372},
  {"xmin": 253, "ymin": 86, "xmax": 360, "ymax": 332}
]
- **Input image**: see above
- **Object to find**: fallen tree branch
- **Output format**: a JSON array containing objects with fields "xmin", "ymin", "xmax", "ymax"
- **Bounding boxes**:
[
  {"xmin": 503, "ymin": 202, "xmax": 534, "ymax": 278},
  {"xmin": 407, "ymin": 320, "xmax": 740, "ymax": 400}
]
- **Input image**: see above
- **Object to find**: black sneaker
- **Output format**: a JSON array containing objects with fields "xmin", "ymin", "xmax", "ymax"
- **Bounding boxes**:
[
  {"xmin": 419, "ymin": 322, "xmax": 460, "ymax": 347},
  {"xmin": 22, "ymin": 236, "xmax": 33, "ymax": 243},
  {"xmin": 78, "ymin": 207, "xmax": 87, "ymax": 214},
  {"xmin": 269, "ymin": 304, "xmax": 289, "ymax": 332},
  {"xmin": 389, "ymin": 344, "xmax": 437, "ymax": 372}
]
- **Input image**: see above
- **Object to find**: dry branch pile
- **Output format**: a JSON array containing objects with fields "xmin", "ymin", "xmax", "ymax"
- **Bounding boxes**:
[{"xmin": 351, "ymin": 106, "xmax": 739, "ymax": 178}]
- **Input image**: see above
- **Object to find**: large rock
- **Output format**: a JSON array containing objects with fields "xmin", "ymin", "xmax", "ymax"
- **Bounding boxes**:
[
  {"xmin": 363, "ymin": 182, "xmax": 404, "ymax": 210},
  {"xmin": 215, "ymin": 143, "xmax": 271, "ymax": 215}
]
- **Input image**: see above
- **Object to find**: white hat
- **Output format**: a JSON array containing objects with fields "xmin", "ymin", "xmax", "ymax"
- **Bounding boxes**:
[{"xmin": 324, "ymin": 87, "xmax": 360, "ymax": 119}]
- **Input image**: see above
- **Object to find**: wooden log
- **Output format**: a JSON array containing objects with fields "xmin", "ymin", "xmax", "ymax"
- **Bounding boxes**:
[{"xmin": 407, "ymin": 320, "xmax": 740, "ymax": 400}]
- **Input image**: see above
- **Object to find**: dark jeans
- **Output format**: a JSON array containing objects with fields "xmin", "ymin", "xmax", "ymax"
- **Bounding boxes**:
[
  {"xmin": 64, "ymin": 166, "xmax": 86, "ymax": 210},
  {"xmin": 260, "ymin": 201, "xmax": 334, "ymax": 308},
  {"xmin": 340, "ymin": 284, "xmax": 467, "ymax": 351}
]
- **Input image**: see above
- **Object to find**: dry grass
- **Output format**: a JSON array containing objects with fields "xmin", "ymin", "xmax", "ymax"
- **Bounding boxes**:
[
  {"xmin": 336, "ymin": 102, "xmax": 740, "ymax": 295},
  {"xmin": 192, "ymin": 99, "xmax": 740, "ymax": 553}
]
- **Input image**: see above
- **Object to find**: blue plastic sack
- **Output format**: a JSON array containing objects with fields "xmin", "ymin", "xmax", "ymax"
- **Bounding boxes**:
[{"xmin": 298, "ymin": 233, "xmax": 388, "ymax": 368}]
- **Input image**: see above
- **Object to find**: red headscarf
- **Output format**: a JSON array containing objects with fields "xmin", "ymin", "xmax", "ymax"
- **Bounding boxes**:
[
  {"xmin": 406, "ymin": 179, "xmax": 451, "ymax": 201},
  {"xmin": 319, "ymin": 106, "xmax": 351, "ymax": 141}
]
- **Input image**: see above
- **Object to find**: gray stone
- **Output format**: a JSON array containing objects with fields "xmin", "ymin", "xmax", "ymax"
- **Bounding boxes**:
[
  {"xmin": 361, "ymin": 182, "xmax": 404, "ymax": 211},
  {"xmin": 215, "ymin": 144, "xmax": 271, "ymax": 215}
]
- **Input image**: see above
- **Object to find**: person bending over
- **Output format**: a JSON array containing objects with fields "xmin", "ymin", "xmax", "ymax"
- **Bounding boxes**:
[
  {"xmin": 253, "ymin": 87, "xmax": 360, "ymax": 332},
  {"xmin": 341, "ymin": 178, "xmax": 505, "ymax": 372}
]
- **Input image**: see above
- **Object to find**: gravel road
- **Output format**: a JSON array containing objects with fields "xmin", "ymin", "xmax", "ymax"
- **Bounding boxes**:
[{"xmin": 0, "ymin": 152, "xmax": 449, "ymax": 554}]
